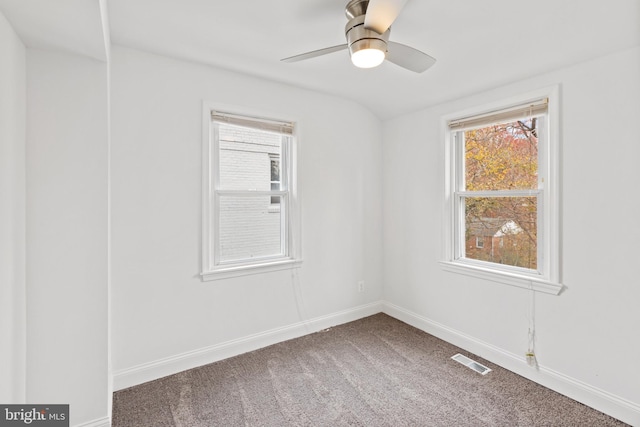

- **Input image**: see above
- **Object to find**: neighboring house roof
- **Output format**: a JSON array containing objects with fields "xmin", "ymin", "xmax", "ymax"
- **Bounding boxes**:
[{"xmin": 468, "ymin": 218, "xmax": 523, "ymax": 237}]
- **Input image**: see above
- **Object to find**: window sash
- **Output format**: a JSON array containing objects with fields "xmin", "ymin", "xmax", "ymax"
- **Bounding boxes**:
[
  {"xmin": 454, "ymin": 191, "xmax": 543, "ymax": 275},
  {"xmin": 451, "ymin": 102, "xmax": 546, "ymax": 278},
  {"xmin": 210, "ymin": 118, "xmax": 292, "ymax": 269},
  {"xmin": 213, "ymin": 193, "xmax": 289, "ymax": 266}
]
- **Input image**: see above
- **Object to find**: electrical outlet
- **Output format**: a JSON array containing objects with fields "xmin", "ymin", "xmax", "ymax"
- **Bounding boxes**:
[{"xmin": 357, "ymin": 280, "xmax": 365, "ymax": 292}]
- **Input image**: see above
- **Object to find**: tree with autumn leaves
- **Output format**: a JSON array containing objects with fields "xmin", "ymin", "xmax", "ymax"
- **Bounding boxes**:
[{"xmin": 463, "ymin": 119, "xmax": 539, "ymax": 269}]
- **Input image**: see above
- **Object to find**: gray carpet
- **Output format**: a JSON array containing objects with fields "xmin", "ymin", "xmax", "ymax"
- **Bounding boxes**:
[{"xmin": 112, "ymin": 314, "xmax": 628, "ymax": 426}]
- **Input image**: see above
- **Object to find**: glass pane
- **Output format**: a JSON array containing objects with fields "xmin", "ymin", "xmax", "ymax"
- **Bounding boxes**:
[
  {"xmin": 270, "ymin": 190, "xmax": 280, "ymax": 205},
  {"xmin": 219, "ymin": 195, "xmax": 284, "ymax": 263},
  {"xmin": 464, "ymin": 119, "xmax": 538, "ymax": 191},
  {"xmin": 270, "ymin": 156, "xmax": 280, "ymax": 188},
  {"xmin": 464, "ymin": 196, "xmax": 537, "ymax": 269},
  {"xmin": 270, "ymin": 155, "xmax": 281, "ymax": 199},
  {"xmin": 218, "ymin": 123, "xmax": 282, "ymax": 191}
]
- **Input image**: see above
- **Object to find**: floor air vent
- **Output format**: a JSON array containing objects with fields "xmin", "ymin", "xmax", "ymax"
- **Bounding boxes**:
[{"xmin": 451, "ymin": 353, "xmax": 492, "ymax": 375}]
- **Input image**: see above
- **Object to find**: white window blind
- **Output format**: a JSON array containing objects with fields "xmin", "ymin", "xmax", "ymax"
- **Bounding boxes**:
[
  {"xmin": 448, "ymin": 98, "xmax": 548, "ymax": 131},
  {"xmin": 211, "ymin": 111, "xmax": 294, "ymax": 135}
]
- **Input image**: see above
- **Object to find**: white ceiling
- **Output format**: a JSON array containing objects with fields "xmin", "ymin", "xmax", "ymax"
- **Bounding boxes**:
[
  {"xmin": 2, "ymin": 0, "xmax": 639, "ymax": 118},
  {"xmin": 0, "ymin": 0, "xmax": 109, "ymax": 61}
]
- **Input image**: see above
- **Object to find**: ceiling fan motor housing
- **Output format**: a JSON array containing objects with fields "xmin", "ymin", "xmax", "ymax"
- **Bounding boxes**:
[{"xmin": 345, "ymin": 6, "xmax": 390, "ymax": 59}]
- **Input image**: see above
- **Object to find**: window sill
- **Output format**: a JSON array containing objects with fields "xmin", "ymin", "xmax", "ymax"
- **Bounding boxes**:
[
  {"xmin": 439, "ymin": 261, "xmax": 563, "ymax": 295},
  {"xmin": 201, "ymin": 258, "xmax": 303, "ymax": 281}
]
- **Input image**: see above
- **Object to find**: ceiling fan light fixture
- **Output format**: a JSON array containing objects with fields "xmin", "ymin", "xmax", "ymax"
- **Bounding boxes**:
[
  {"xmin": 351, "ymin": 47, "xmax": 385, "ymax": 68},
  {"xmin": 348, "ymin": 38, "xmax": 387, "ymax": 68}
]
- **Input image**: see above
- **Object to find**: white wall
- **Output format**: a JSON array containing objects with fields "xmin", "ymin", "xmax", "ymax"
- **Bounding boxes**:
[
  {"xmin": 0, "ymin": 9, "xmax": 26, "ymax": 404},
  {"xmin": 382, "ymin": 47, "xmax": 640, "ymax": 424},
  {"xmin": 110, "ymin": 46, "xmax": 383, "ymax": 384},
  {"xmin": 26, "ymin": 49, "xmax": 110, "ymax": 426}
]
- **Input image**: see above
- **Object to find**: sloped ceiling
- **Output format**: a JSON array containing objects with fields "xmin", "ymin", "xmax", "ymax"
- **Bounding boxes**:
[
  {"xmin": 2, "ymin": 0, "xmax": 639, "ymax": 118},
  {"xmin": 107, "ymin": 0, "xmax": 640, "ymax": 118}
]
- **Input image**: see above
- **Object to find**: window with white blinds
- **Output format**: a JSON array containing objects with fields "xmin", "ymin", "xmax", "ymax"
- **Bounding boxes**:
[
  {"xmin": 202, "ymin": 108, "xmax": 301, "ymax": 280},
  {"xmin": 441, "ymin": 89, "xmax": 562, "ymax": 294}
]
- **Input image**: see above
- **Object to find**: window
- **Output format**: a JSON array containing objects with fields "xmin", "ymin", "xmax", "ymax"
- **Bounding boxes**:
[
  {"xmin": 269, "ymin": 154, "xmax": 281, "ymax": 206},
  {"xmin": 441, "ymin": 89, "xmax": 562, "ymax": 294},
  {"xmin": 202, "ymin": 108, "xmax": 301, "ymax": 280}
]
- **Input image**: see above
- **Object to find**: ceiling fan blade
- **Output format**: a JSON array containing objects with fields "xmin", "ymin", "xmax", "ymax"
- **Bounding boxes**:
[
  {"xmin": 281, "ymin": 44, "xmax": 348, "ymax": 63},
  {"xmin": 364, "ymin": 0, "xmax": 409, "ymax": 34},
  {"xmin": 386, "ymin": 41, "xmax": 436, "ymax": 73}
]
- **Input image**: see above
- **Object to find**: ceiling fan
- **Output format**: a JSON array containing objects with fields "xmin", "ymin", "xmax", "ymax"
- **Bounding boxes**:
[{"xmin": 281, "ymin": 0, "xmax": 436, "ymax": 73}]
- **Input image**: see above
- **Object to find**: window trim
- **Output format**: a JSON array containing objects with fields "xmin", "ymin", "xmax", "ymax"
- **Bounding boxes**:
[
  {"xmin": 440, "ymin": 86, "xmax": 563, "ymax": 295},
  {"xmin": 201, "ymin": 102, "xmax": 302, "ymax": 281}
]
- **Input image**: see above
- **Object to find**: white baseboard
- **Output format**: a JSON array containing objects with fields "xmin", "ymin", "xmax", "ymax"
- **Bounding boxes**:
[
  {"xmin": 113, "ymin": 301, "xmax": 383, "ymax": 391},
  {"xmin": 75, "ymin": 416, "xmax": 110, "ymax": 427},
  {"xmin": 382, "ymin": 301, "xmax": 640, "ymax": 427}
]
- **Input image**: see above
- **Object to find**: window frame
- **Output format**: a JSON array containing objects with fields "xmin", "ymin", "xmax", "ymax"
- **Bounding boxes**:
[
  {"xmin": 201, "ymin": 103, "xmax": 302, "ymax": 281},
  {"xmin": 440, "ymin": 87, "xmax": 562, "ymax": 295}
]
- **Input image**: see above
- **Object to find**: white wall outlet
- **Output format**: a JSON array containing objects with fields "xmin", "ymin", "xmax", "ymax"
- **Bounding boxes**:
[{"xmin": 357, "ymin": 280, "xmax": 365, "ymax": 292}]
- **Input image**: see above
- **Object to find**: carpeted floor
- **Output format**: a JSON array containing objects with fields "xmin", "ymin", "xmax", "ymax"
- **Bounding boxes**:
[{"xmin": 112, "ymin": 313, "xmax": 628, "ymax": 426}]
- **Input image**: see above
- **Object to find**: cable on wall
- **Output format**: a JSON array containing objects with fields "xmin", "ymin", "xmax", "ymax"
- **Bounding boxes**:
[
  {"xmin": 291, "ymin": 267, "xmax": 310, "ymax": 334},
  {"xmin": 526, "ymin": 284, "xmax": 538, "ymax": 368}
]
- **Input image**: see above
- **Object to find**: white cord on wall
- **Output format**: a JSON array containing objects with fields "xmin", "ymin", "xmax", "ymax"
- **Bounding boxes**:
[
  {"xmin": 291, "ymin": 267, "xmax": 310, "ymax": 334},
  {"xmin": 526, "ymin": 285, "xmax": 538, "ymax": 368}
]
